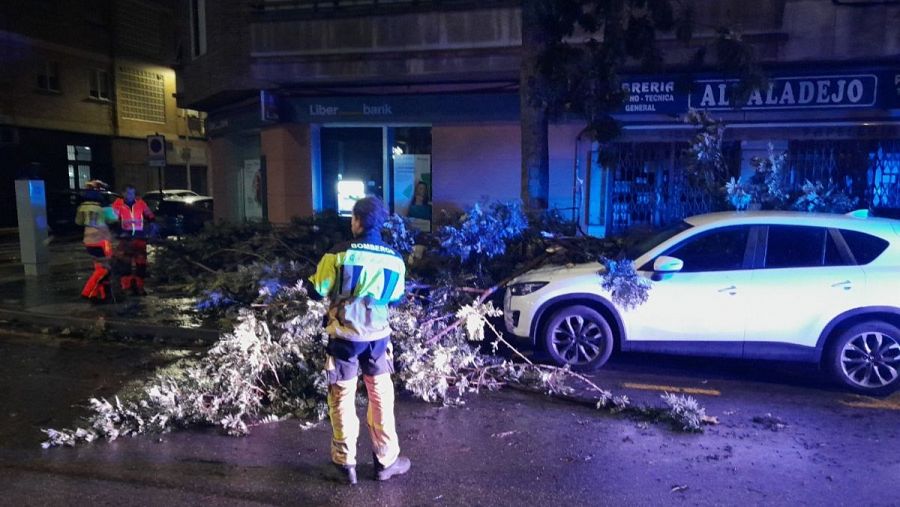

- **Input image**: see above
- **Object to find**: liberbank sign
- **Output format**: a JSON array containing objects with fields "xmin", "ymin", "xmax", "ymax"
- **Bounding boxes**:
[{"xmin": 619, "ymin": 69, "xmax": 897, "ymax": 114}]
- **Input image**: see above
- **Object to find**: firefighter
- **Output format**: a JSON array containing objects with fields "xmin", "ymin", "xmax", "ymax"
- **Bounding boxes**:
[
  {"xmin": 75, "ymin": 181, "xmax": 118, "ymax": 303},
  {"xmin": 112, "ymin": 185, "xmax": 155, "ymax": 296},
  {"xmin": 308, "ymin": 197, "xmax": 411, "ymax": 485}
]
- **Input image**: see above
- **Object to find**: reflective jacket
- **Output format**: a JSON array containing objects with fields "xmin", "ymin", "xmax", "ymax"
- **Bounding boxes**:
[
  {"xmin": 112, "ymin": 198, "xmax": 154, "ymax": 237},
  {"xmin": 309, "ymin": 230, "xmax": 406, "ymax": 342},
  {"xmin": 75, "ymin": 201, "xmax": 117, "ymax": 246}
]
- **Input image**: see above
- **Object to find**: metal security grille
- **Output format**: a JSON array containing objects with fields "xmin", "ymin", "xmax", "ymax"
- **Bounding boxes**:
[
  {"xmin": 598, "ymin": 142, "xmax": 737, "ymax": 235},
  {"xmin": 788, "ymin": 140, "xmax": 900, "ymax": 209},
  {"xmin": 118, "ymin": 66, "xmax": 165, "ymax": 124}
]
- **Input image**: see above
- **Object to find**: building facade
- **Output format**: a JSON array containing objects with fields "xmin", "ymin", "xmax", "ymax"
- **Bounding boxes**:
[
  {"xmin": 0, "ymin": 0, "xmax": 209, "ymax": 229},
  {"xmin": 174, "ymin": 0, "xmax": 900, "ymax": 235}
]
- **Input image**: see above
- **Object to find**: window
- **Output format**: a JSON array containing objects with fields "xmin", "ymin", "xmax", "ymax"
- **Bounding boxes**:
[
  {"xmin": 840, "ymin": 229, "xmax": 890, "ymax": 265},
  {"xmin": 665, "ymin": 226, "xmax": 750, "ymax": 272},
  {"xmin": 67, "ymin": 145, "xmax": 92, "ymax": 190},
  {"xmin": 765, "ymin": 226, "xmax": 829, "ymax": 269},
  {"xmin": 190, "ymin": 0, "xmax": 207, "ymax": 58},
  {"xmin": 37, "ymin": 62, "xmax": 60, "ymax": 92},
  {"xmin": 89, "ymin": 69, "xmax": 110, "ymax": 100}
]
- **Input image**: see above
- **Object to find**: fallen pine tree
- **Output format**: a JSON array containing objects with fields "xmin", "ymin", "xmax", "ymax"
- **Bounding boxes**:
[{"xmin": 42, "ymin": 203, "xmax": 714, "ymax": 448}]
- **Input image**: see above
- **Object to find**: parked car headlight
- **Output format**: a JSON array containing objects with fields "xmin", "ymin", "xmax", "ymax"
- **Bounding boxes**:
[{"xmin": 508, "ymin": 282, "xmax": 548, "ymax": 296}]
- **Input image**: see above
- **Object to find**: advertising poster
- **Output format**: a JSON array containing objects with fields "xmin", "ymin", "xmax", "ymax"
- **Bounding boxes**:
[{"xmin": 242, "ymin": 159, "xmax": 263, "ymax": 221}]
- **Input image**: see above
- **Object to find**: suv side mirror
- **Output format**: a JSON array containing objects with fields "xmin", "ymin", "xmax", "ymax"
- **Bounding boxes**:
[{"xmin": 653, "ymin": 255, "xmax": 684, "ymax": 273}]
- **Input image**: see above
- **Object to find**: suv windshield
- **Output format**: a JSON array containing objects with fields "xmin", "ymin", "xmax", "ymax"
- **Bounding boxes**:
[{"xmin": 622, "ymin": 221, "xmax": 693, "ymax": 259}]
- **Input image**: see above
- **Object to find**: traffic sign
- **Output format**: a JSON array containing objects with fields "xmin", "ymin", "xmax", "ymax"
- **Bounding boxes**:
[{"xmin": 147, "ymin": 135, "xmax": 166, "ymax": 167}]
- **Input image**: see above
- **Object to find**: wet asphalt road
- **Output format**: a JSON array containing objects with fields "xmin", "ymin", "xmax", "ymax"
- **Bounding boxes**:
[{"xmin": 1, "ymin": 332, "xmax": 899, "ymax": 506}]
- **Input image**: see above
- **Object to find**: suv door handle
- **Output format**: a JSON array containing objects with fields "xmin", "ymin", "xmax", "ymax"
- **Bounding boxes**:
[
  {"xmin": 718, "ymin": 285, "xmax": 737, "ymax": 295},
  {"xmin": 831, "ymin": 280, "xmax": 852, "ymax": 290}
]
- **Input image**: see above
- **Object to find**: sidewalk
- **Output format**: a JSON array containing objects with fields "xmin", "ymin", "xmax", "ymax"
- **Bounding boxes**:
[{"xmin": 0, "ymin": 236, "xmax": 219, "ymax": 345}]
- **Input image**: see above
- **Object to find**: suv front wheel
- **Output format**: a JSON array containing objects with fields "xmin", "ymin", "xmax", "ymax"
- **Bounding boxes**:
[
  {"xmin": 542, "ymin": 305, "xmax": 614, "ymax": 372},
  {"xmin": 828, "ymin": 321, "xmax": 900, "ymax": 396}
]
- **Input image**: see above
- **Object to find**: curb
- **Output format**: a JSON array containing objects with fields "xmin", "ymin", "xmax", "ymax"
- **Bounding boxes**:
[{"xmin": 0, "ymin": 307, "xmax": 220, "ymax": 347}]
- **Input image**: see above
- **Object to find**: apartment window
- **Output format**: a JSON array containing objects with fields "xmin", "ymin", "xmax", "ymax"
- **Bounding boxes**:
[
  {"xmin": 89, "ymin": 69, "xmax": 110, "ymax": 100},
  {"xmin": 190, "ymin": 0, "xmax": 207, "ymax": 58},
  {"xmin": 67, "ymin": 145, "xmax": 93, "ymax": 190},
  {"xmin": 37, "ymin": 62, "xmax": 60, "ymax": 92}
]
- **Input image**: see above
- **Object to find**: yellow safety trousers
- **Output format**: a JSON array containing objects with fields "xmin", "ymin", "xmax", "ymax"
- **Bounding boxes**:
[{"xmin": 327, "ymin": 373, "xmax": 400, "ymax": 467}]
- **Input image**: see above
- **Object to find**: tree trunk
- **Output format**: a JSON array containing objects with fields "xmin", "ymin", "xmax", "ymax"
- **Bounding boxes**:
[{"xmin": 520, "ymin": 0, "xmax": 550, "ymax": 210}]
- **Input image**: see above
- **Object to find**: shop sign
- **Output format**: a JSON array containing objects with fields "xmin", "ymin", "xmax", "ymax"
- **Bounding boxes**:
[
  {"xmin": 308, "ymin": 103, "xmax": 393, "ymax": 117},
  {"xmin": 619, "ymin": 79, "xmax": 688, "ymax": 114},
  {"xmin": 291, "ymin": 94, "xmax": 520, "ymax": 122},
  {"xmin": 689, "ymin": 74, "xmax": 878, "ymax": 111}
]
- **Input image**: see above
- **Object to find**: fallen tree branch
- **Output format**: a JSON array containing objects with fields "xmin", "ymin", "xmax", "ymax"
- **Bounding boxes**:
[
  {"xmin": 270, "ymin": 233, "xmax": 318, "ymax": 266},
  {"xmin": 205, "ymin": 248, "xmax": 271, "ymax": 263},
  {"xmin": 426, "ymin": 251, "xmax": 554, "ymax": 345}
]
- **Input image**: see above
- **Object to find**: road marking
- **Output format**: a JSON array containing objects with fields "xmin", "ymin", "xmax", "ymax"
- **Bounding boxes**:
[
  {"xmin": 621, "ymin": 382, "xmax": 721, "ymax": 397},
  {"xmin": 840, "ymin": 391, "xmax": 900, "ymax": 411}
]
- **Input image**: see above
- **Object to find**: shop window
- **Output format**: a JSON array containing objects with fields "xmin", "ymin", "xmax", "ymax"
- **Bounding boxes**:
[
  {"xmin": 587, "ymin": 142, "xmax": 739, "ymax": 236},
  {"xmin": 321, "ymin": 127, "xmax": 384, "ymax": 214},
  {"xmin": 788, "ymin": 140, "xmax": 900, "ymax": 210},
  {"xmin": 392, "ymin": 127, "xmax": 432, "ymax": 231},
  {"xmin": 869, "ymin": 144, "xmax": 900, "ymax": 209},
  {"xmin": 318, "ymin": 126, "xmax": 432, "ymax": 227},
  {"xmin": 37, "ymin": 62, "xmax": 60, "ymax": 92}
]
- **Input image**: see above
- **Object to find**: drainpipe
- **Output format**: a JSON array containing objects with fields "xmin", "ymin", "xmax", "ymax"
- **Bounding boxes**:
[{"xmin": 107, "ymin": 0, "xmax": 120, "ymax": 139}]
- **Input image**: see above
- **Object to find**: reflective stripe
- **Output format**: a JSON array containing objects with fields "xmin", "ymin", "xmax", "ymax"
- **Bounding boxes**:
[
  {"xmin": 113, "ymin": 199, "xmax": 152, "ymax": 234},
  {"xmin": 379, "ymin": 268, "xmax": 400, "ymax": 303},
  {"xmin": 340, "ymin": 264, "xmax": 363, "ymax": 296}
]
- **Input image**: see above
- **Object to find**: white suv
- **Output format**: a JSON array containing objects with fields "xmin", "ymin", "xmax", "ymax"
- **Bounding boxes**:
[{"xmin": 504, "ymin": 211, "xmax": 900, "ymax": 395}]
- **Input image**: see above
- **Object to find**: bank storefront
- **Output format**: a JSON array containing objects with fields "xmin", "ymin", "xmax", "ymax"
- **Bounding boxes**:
[{"xmin": 205, "ymin": 65, "xmax": 900, "ymax": 236}]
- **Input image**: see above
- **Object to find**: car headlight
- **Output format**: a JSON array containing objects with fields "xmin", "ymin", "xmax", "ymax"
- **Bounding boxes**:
[{"xmin": 508, "ymin": 282, "xmax": 548, "ymax": 296}]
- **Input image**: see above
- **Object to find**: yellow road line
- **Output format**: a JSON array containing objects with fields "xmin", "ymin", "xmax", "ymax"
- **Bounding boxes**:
[
  {"xmin": 840, "ymin": 391, "xmax": 900, "ymax": 411},
  {"xmin": 621, "ymin": 382, "xmax": 721, "ymax": 396}
]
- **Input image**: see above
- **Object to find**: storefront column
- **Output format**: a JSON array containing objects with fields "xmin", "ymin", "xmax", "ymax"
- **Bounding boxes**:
[
  {"xmin": 209, "ymin": 136, "xmax": 240, "ymax": 222},
  {"xmin": 261, "ymin": 124, "xmax": 315, "ymax": 223}
]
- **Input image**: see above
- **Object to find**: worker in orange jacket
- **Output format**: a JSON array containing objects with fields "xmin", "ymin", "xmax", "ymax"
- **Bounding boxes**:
[
  {"xmin": 112, "ymin": 185, "xmax": 155, "ymax": 296},
  {"xmin": 76, "ymin": 181, "xmax": 118, "ymax": 303}
]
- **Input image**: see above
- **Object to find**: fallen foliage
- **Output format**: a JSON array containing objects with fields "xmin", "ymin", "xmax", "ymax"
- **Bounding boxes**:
[{"xmin": 43, "ymin": 201, "xmax": 704, "ymax": 448}]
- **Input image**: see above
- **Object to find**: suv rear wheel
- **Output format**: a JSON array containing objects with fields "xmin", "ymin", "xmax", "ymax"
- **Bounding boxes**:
[
  {"xmin": 828, "ymin": 321, "xmax": 900, "ymax": 396},
  {"xmin": 542, "ymin": 305, "xmax": 614, "ymax": 372}
]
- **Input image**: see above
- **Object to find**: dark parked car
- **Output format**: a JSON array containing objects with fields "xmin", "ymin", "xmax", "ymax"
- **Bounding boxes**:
[
  {"xmin": 143, "ymin": 189, "xmax": 209, "ymax": 213},
  {"xmin": 155, "ymin": 197, "xmax": 214, "ymax": 236}
]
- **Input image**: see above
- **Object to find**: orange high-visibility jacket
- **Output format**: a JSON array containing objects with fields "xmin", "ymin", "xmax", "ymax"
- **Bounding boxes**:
[{"xmin": 112, "ymin": 198, "xmax": 155, "ymax": 235}]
